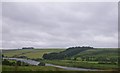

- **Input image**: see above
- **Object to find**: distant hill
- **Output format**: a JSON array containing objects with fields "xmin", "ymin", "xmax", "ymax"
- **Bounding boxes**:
[
  {"xmin": 72, "ymin": 48, "xmax": 118, "ymax": 62},
  {"xmin": 42, "ymin": 46, "xmax": 94, "ymax": 60}
]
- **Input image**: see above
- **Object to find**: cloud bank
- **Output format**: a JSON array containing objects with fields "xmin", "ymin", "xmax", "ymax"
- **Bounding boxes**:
[{"xmin": 2, "ymin": 2, "xmax": 118, "ymax": 49}]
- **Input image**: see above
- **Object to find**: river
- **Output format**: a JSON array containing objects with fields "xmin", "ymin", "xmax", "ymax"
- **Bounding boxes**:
[{"xmin": 3, "ymin": 58, "xmax": 102, "ymax": 71}]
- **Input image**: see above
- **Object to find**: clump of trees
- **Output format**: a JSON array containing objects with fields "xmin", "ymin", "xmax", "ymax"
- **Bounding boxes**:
[
  {"xmin": 97, "ymin": 57, "xmax": 118, "ymax": 65},
  {"xmin": 76, "ymin": 56, "xmax": 118, "ymax": 65},
  {"xmin": 2, "ymin": 59, "xmax": 15, "ymax": 66},
  {"xmin": 17, "ymin": 56, "xmax": 28, "ymax": 59},
  {"xmin": 2, "ymin": 59, "xmax": 30, "ymax": 66},
  {"xmin": 31, "ymin": 58, "xmax": 43, "ymax": 61},
  {"xmin": 67, "ymin": 46, "xmax": 93, "ymax": 50},
  {"xmin": 43, "ymin": 46, "xmax": 94, "ymax": 60},
  {"xmin": 22, "ymin": 47, "xmax": 34, "ymax": 49}
]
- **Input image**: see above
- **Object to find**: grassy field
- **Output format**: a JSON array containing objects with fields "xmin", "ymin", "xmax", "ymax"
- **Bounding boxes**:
[
  {"xmin": 2, "ymin": 49, "xmax": 64, "ymax": 59},
  {"xmin": 2, "ymin": 65, "xmax": 65, "ymax": 71},
  {"xmin": 73, "ymin": 48, "xmax": 118, "ymax": 59},
  {"xmin": 44, "ymin": 60, "xmax": 118, "ymax": 70}
]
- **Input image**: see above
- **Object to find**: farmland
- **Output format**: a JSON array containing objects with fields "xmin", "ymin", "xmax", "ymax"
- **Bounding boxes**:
[
  {"xmin": 2, "ymin": 48, "xmax": 119, "ymax": 71},
  {"xmin": 2, "ymin": 49, "xmax": 64, "ymax": 59}
]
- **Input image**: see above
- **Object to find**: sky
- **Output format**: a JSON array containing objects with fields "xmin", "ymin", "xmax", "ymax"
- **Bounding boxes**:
[{"xmin": 1, "ymin": 2, "xmax": 118, "ymax": 49}]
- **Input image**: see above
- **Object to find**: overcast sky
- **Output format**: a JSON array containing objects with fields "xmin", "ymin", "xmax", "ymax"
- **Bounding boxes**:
[{"xmin": 1, "ymin": 2, "xmax": 118, "ymax": 49}]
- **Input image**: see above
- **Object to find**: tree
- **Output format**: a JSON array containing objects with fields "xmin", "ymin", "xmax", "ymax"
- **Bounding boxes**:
[{"xmin": 2, "ymin": 54, "xmax": 4, "ymax": 57}]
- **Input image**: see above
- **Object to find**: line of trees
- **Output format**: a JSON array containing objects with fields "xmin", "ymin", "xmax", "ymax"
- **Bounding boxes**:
[
  {"xmin": 67, "ymin": 46, "xmax": 93, "ymax": 50},
  {"xmin": 74, "ymin": 56, "xmax": 118, "ymax": 65},
  {"xmin": 22, "ymin": 47, "xmax": 34, "ymax": 49}
]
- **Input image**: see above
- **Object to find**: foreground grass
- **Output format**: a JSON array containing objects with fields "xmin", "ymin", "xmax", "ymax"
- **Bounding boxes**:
[
  {"xmin": 2, "ymin": 66, "xmax": 119, "ymax": 73},
  {"xmin": 44, "ymin": 60, "xmax": 118, "ymax": 70},
  {"xmin": 2, "ymin": 65, "xmax": 65, "ymax": 71},
  {"xmin": 0, "ymin": 65, "xmax": 2, "ymax": 72}
]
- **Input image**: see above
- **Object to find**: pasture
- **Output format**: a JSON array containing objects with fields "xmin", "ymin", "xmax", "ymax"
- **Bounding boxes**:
[{"xmin": 2, "ymin": 49, "xmax": 64, "ymax": 59}]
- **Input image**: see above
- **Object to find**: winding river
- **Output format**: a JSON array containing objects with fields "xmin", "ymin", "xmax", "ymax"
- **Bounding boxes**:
[{"xmin": 3, "ymin": 58, "xmax": 102, "ymax": 71}]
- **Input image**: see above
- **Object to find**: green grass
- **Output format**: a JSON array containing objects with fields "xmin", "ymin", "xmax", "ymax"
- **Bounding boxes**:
[
  {"xmin": 73, "ymin": 48, "xmax": 118, "ymax": 59},
  {"xmin": 44, "ymin": 60, "xmax": 118, "ymax": 70},
  {"xmin": 2, "ymin": 65, "xmax": 65, "ymax": 71},
  {"xmin": 0, "ymin": 65, "xmax": 2, "ymax": 72},
  {"xmin": 21, "ymin": 49, "xmax": 64, "ymax": 59},
  {"xmin": 2, "ymin": 49, "xmax": 34, "ymax": 57},
  {"xmin": 2, "ymin": 49, "xmax": 64, "ymax": 59}
]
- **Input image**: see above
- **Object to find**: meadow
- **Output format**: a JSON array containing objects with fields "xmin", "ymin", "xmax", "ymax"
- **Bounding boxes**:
[
  {"xmin": 73, "ymin": 48, "xmax": 118, "ymax": 59},
  {"xmin": 44, "ymin": 60, "xmax": 118, "ymax": 70},
  {"xmin": 2, "ymin": 49, "xmax": 64, "ymax": 59}
]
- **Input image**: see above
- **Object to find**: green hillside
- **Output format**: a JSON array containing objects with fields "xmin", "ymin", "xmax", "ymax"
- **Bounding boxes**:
[
  {"xmin": 43, "ymin": 48, "xmax": 118, "ymax": 70},
  {"xmin": 73, "ymin": 48, "xmax": 118, "ymax": 61},
  {"xmin": 69, "ymin": 48, "xmax": 118, "ymax": 68},
  {"xmin": 43, "ymin": 46, "xmax": 94, "ymax": 60},
  {"xmin": 2, "ymin": 49, "xmax": 64, "ymax": 59},
  {"xmin": 75, "ymin": 48, "xmax": 118, "ymax": 57}
]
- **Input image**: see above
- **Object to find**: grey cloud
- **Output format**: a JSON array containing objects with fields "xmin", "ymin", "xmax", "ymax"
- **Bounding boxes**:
[{"xmin": 2, "ymin": 2, "xmax": 118, "ymax": 49}]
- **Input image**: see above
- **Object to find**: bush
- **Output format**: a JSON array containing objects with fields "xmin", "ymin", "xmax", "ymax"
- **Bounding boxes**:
[
  {"xmin": 2, "ymin": 59, "xmax": 15, "ymax": 66},
  {"xmin": 16, "ymin": 61, "xmax": 22, "ymax": 66},
  {"xmin": 32, "ymin": 58, "xmax": 43, "ymax": 61},
  {"xmin": 17, "ymin": 56, "xmax": 28, "ymax": 59},
  {"xmin": 38, "ymin": 62, "xmax": 45, "ymax": 66},
  {"xmin": 2, "ymin": 59, "xmax": 11, "ymax": 65},
  {"xmin": 2, "ymin": 59, "xmax": 30, "ymax": 66}
]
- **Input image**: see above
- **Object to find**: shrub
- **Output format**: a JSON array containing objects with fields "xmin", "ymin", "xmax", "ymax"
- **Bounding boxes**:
[{"xmin": 38, "ymin": 62, "xmax": 45, "ymax": 66}]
